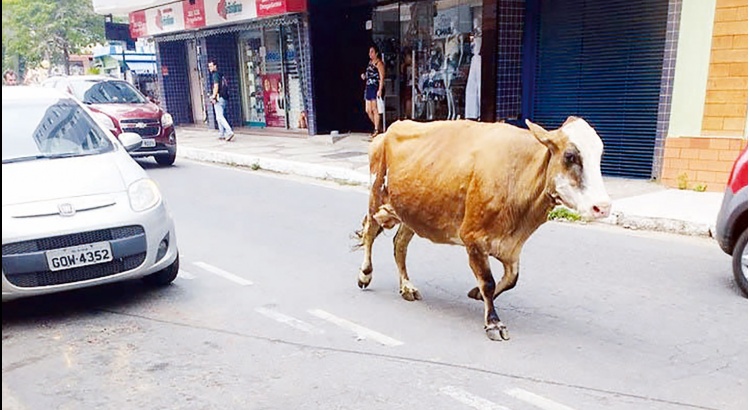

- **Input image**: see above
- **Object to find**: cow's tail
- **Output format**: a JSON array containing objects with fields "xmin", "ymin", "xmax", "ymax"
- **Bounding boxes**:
[{"xmin": 351, "ymin": 134, "xmax": 389, "ymax": 251}]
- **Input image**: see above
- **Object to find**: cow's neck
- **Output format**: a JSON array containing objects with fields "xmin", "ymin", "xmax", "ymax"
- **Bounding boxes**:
[{"xmin": 520, "ymin": 149, "xmax": 559, "ymax": 236}]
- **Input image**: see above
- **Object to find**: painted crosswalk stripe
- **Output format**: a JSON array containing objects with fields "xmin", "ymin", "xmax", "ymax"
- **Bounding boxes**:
[
  {"xmin": 504, "ymin": 388, "xmax": 576, "ymax": 410},
  {"xmin": 440, "ymin": 386, "xmax": 511, "ymax": 410},
  {"xmin": 178, "ymin": 269, "xmax": 196, "ymax": 280},
  {"xmin": 192, "ymin": 262, "xmax": 253, "ymax": 286},
  {"xmin": 307, "ymin": 309, "xmax": 403, "ymax": 347},
  {"xmin": 255, "ymin": 307, "xmax": 323, "ymax": 334}
]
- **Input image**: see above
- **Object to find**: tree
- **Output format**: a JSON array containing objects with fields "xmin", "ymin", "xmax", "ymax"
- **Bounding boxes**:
[{"xmin": 2, "ymin": 0, "xmax": 105, "ymax": 76}]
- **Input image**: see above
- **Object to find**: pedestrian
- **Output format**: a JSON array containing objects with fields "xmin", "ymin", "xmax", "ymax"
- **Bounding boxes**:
[
  {"xmin": 361, "ymin": 44, "xmax": 385, "ymax": 139},
  {"xmin": 3, "ymin": 69, "xmax": 18, "ymax": 86},
  {"xmin": 207, "ymin": 59, "xmax": 234, "ymax": 141}
]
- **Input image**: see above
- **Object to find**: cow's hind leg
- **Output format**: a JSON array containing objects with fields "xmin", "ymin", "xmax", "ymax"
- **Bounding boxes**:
[
  {"xmin": 356, "ymin": 214, "xmax": 383, "ymax": 289},
  {"xmin": 393, "ymin": 224, "xmax": 421, "ymax": 301},
  {"xmin": 466, "ymin": 245, "xmax": 509, "ymax": 341},
  {"xmin": 467, "ymin": 260, "xmax": 519, "ymax": 301}
]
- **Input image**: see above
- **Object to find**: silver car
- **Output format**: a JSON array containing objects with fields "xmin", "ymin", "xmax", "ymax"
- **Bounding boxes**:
[{"xmin": 2, "ymin": 86, "xmax": 179, "ymax": 301}]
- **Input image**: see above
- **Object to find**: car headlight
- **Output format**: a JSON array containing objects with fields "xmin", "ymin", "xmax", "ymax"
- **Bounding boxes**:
[
  {"xmin": 128, "ymin": 178, "xmax": 161, "ymax": 212},
  {"xmin": 161, "ymin": 113, "xmax": 173, "ymax": 128},
  {"xmin": 92, "ymin": 112, "xmax": 118, "ymax": 132}
]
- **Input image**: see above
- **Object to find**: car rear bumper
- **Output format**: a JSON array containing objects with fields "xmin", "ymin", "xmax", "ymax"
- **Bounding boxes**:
[{"xmin": 715, "ymin": 186, "xmax": 748, "ymax": 255}]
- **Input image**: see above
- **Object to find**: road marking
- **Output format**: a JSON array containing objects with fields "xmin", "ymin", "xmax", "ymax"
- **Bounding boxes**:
[
  {"xmin": 255, "ymin": 307, "xmax": 323, "ymax": 334},
  {"xmin": 178, "ymin": 269, "xmax": 196, "ymax": 280},
  {"xmin": 307, "ymin": 309, "xmax": 403, "ymax": 347},
  {"xmin": 504, "ymin": 388, "xmax": 576, "ymax": 410},
  {"xmin": 192, "ymin": 262, "xmax": 253, "ymax": 286},
  {"xmin": 439, "ymin": 386, "xmax": 511, "ymax": 410}
]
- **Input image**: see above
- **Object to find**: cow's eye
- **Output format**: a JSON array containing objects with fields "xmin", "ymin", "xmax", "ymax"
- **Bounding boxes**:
[{"xmin": 564, "ymin": 151, "xmax": 579, "ymax": 165}]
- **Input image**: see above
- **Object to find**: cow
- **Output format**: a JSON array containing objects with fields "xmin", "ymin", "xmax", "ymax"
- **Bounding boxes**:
[{"xmin": 353, "ymin": 117, "xmax": 612, "ymax": 341}]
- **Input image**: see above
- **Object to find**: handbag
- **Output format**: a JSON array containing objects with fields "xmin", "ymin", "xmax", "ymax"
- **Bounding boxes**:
[{"xmin": 376, "ymin": 97, "xmax": 385, "ymax": 115}]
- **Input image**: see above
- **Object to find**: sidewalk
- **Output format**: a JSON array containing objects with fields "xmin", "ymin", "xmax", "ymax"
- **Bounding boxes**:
[{"xmin": 174, "ymin": 125, "xmax": 724, "ymax": 237}]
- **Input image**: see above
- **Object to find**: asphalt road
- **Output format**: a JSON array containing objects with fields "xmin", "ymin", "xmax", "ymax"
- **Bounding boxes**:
[{"xmin": 2, "ymin": 159, "xmax": 747, "ymax": 410}]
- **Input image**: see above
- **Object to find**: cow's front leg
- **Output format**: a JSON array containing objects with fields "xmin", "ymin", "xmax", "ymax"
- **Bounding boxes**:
[
  {"xmin": 466, "ymin": 245, "xmax": 508, "ymax": 341},
  {"xmin": 357, "ymin": 214, "xmax": 383, "ymax": 289},
  {"xmin": 467, "ymin": 259, "xmax": 519, "ymax": 301},
  {"xmin": 393, "ymin": 224, "xmax": 421, "ymax": 301}
]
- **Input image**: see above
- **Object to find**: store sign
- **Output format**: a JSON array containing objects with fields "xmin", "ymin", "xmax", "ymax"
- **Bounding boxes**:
[
  {"xmin": 256, "ymin": 0, "xmax": 306, "ymax": 18},
  {"xmin": 129, "ymin": 10, "xmax": 148, "ymax": 39},
  {"xmin": 205, "ymin": 0, "xmax": 257, "ymax": 25},
  {"xmin": 184, "ymin": 0, "xmax": 206, "ymax": 29},
  {"xmin": 145, "ymin": 2, "xmax": 186, "ymax": 35}
]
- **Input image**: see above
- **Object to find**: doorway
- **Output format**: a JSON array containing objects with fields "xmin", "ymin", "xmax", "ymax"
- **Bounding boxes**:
[{"xmin": 186, "ymin": 39, "xmax": 206, "ymax": 124}]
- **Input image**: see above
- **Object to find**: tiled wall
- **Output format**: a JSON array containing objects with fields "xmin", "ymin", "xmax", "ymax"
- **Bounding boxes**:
[
  {"xmin": 661, "ymin": 137, "xmax": 747, "ymax": 191},
  {"xmin": 702, "ymin": 0, "xmax": 748, "ymax": 136},
  {"xmin": 495, "ymin": 0, "xmax": 524, "ymax": 120},
  {"xmin": 156, "ymin": 40, "xmax": 192, "ymax": 125},
  {"xmin": 661, "ymin": 0, "xmax": 747, "ymax": 191}
]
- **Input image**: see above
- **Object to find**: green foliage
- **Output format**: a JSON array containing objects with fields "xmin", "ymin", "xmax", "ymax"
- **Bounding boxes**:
[
  {"xmin": 2, "ymin": 0, "xmax": 104, "ymax": 73},
  {"xmin": 693, "ymin": 184, "xmax": 707, "ymax": 192},
  {"xmin": 677, "ymin": 172, "xmax": 689, "ymax": 190},
  {"xmin": 548, "ymin": 206, "xmax": 582, "ymax": 222},
  {"xmin": 86, "ymin": 66, "xmax": 101, "ymax": 75}
]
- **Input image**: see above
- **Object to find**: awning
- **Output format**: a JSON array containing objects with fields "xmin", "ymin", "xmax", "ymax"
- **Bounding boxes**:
[{"xmin": 125, "ymin": 61, "xmax": 157, "ymax": 75}]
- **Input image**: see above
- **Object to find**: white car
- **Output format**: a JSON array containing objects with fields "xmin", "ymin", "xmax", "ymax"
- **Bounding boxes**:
[{"xmin": 2, "ymin": 86, "xmax": 179, "ymax": 301}]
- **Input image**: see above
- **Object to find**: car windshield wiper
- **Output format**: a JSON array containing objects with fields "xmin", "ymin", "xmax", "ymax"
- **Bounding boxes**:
[{"xmin": 2, "ymin": 152, "xmax": 85, "ymax": 164}]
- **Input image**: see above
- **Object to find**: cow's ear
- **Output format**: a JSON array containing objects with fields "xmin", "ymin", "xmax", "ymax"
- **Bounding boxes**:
[{"xmin": 526, "ymin": 120, "xmax": 558, "ymax": 152}]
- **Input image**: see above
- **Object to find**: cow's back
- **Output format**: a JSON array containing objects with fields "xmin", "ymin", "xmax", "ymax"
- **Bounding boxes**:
[{"xmin": 375, "ymin": 120, "xmax": 547, "ymax": 244}]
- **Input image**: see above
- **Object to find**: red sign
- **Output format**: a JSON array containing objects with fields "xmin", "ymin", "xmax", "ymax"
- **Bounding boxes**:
[
  {"xmin": 256, "ymin": 0, "xmax": 306, "ymax": 17},
  {"xmin": 262, "ymin": 74, "xmax": 286, "ymax": 127},
  {"xmin": 184, "ymin": 0, "xmax": 206, "ymax": 29},
  {"xmin": 129, "ymin": 10, "xmax": 148, "ymax": 39}
]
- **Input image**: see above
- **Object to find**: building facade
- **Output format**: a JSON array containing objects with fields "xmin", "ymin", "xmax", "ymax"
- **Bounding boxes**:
[{"xmin": 96, "ymin": 0, "xmax": 748, "ymax": 188}]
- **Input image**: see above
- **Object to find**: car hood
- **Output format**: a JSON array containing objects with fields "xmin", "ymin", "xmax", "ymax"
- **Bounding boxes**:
[
  {"xmin": 2, "ymin": 151, "xmax": 142, "ymax": 208},
  {"xmin": 89, "ymin": 102, "xmax": 161, "ymax": 120}
]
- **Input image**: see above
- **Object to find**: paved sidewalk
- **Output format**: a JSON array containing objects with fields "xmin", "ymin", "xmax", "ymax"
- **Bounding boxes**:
[{"xmin": 174, "ymin": 125, "xmax": 724, "ymax": 237}]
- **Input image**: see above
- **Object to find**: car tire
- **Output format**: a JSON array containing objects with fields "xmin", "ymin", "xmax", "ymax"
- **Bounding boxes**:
[
  {"xmin": 155, "ymin": 151, "xmax": 176, "ymax": 166},
  {"xmin": 732, "ymin": 229, "xmax": 748, "ymax": 297},
  {"xmin": 142, "ymin": 254, "xmax": 179, "ymax": 287}
]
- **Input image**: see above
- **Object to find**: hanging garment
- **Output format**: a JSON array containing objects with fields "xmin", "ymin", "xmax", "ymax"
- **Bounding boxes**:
[{"xmin": 465, "ymin": 54, "xmax": 481, "ymax": 120}]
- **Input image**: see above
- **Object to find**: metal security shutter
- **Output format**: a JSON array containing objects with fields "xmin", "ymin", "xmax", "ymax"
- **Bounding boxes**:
[{"xmin": 533, "ymin": 0, "xmax": 669, "ymax": 178}]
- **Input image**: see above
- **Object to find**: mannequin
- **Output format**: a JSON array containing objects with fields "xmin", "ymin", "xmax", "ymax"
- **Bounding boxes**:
[
  {"xmin": 465, "ymin": 19, "xmax": 481, "ymax": 120},
  {"xmin": 442, "ymin": 21, "xmax": 463, "ymax": 120}
]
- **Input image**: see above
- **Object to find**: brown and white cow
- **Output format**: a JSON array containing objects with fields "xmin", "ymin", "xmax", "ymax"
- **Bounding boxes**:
[{"xmin": 353, "ymin": 117, "xmax": 611, "ymax": 341}]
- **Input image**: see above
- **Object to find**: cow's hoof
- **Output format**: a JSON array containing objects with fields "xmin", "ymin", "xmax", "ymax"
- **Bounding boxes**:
[
  {"xmin": 358, "ymin": 271, "xmax": 372, "ymax": 289},
  {"xmin": 485, "ymin": 325, "xmax": 509, "ymax": 341},
  {"xmin": 467, "ymin": 287, "xmax": 482, "ymax": 301},
  {"xmin": 400, "ymin": 287, "xmax": 422, "ymax": 302}
]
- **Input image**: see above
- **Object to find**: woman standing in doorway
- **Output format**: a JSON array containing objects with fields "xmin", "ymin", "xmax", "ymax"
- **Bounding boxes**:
[{"xmin": 361, "ymin": 44, "xmax": 385, "ymax": 138}]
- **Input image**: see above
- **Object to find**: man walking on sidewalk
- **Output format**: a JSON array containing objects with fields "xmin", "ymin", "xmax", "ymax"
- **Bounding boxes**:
[{"xmin": 208, "ymin": 59, "xmax": 234, "ymax": 141}]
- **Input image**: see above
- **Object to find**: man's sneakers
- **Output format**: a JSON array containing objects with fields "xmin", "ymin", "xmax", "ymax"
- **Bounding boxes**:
[{"xmin": 225, "ymin": 132, "xmax": 235, "ymax": 142}]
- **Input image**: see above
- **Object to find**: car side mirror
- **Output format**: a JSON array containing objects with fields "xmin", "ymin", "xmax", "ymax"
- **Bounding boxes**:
[{"xmin": 119, "ymin": 132, "xmax": 143, "ymax": 152}]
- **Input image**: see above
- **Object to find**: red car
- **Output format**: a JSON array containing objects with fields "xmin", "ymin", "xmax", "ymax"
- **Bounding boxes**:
[
  {"xmin": 41, "ymin": 75, "xmax": 177, "ymax": 166},
  {"xmin": 715, "ymin": 147, "xmax": 748, "ymax": 297}
]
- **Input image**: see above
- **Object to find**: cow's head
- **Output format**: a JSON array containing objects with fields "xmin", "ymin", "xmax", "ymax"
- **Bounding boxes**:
[{"xmin": 526, "ymin": 117, "xmax": 612, "ymax": 220}]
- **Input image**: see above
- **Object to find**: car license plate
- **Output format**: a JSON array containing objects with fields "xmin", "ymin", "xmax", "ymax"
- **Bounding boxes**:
[
  {"xmin": 46, "ymin": 242, "xmax": 113, "ymax": 272},
  {"xmin": 142, "ymin": 138, "xmax": 156, "ymax": 148}
]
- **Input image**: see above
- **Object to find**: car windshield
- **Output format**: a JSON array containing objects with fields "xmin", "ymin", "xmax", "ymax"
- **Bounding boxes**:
[
  {"xmin": 2, "ymin": 97, "xmax": 115, "ymax": 164},
  {"xmin": 70, "ymin": 80, "xmax": 147, "ymax": 104}
]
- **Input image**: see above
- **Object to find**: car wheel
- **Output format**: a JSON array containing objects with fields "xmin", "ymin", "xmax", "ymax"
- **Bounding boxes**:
[
  {"xmin": 155, "ymin": 151, "xmax": 176, "ymax": 166},
  {"xmin": 142, "ymin": 254, "xmax": 179, "ymax": 287},
  {"xmin": 732, "ymin": 229, "xmax": 748, "ymax": 297}
]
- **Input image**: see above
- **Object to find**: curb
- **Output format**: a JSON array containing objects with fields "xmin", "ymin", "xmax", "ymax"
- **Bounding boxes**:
[
  {"xmin": 178, "ymin": 146, "xmax": 370, "ymax": 186},
  {"xmin": 178, "ymin": 148, "xmax": 714, "ymax": 238}
]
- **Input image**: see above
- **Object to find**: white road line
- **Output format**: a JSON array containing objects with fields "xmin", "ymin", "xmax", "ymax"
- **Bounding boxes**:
[
  {"xmin": 255, "ymin": 307, "xmax": 323, "ymax": 334},
  {"xmin": 178, "ymin": 269, "xmax": 196, "ymax": 280},
  {"xmin": 439, "ymin": 386, "xmax": 511, "ymax": 410},
  {"xmin": 192, "ymin": 262, "xmax": 254, "ymax": 286},
  {"xmin": 307, "ymin": 309, "xmax": 404, "ymax": 347},
  {"xmin": 504, "ymin": 388, "xmax": 576, "ymax": 410}
]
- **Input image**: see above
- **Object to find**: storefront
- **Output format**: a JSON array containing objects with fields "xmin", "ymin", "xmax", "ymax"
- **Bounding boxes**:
[{"xmin": 129, "ymin": 0, "xmax": 313, "ymax": 134}]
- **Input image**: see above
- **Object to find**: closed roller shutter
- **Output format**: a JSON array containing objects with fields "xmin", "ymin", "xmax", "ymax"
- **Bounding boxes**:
[{"xmin": 533, "ymin": 0, "xmax": 669, "ymax": 178}]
